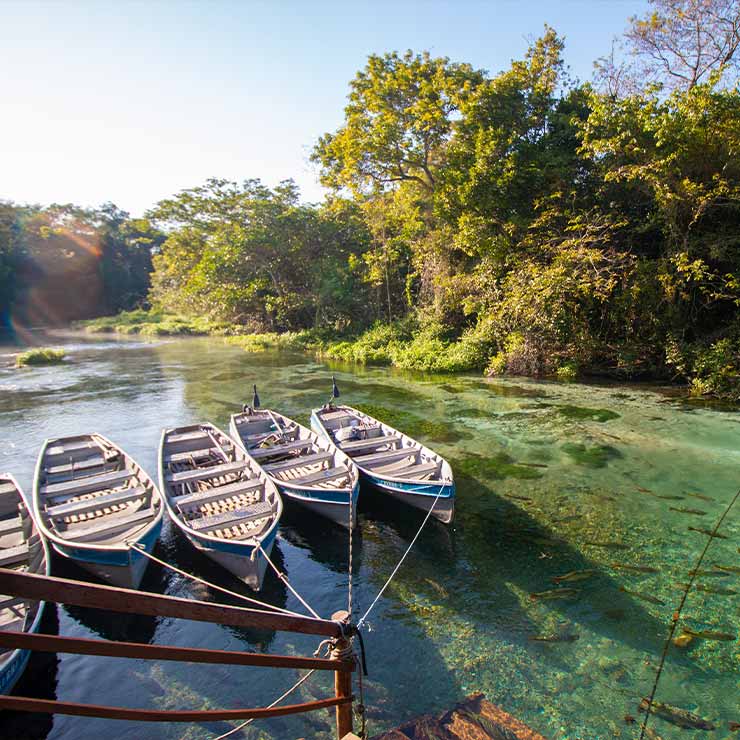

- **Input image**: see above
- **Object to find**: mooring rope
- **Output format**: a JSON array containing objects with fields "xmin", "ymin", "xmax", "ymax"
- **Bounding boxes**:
[
  {"xmin": 131, "ymin": 543, "xmax": 305, "ymax": 617},
  {"xmin": 210, "ymin": 668, "xmax": 317, "ymax": 740},
  {"xmin": 348, "ymin": 486, "xmax": 354, "ymax": 619},
  {"xmin": 639, "ymin": 486, "xmax": 740, "ymax": 740},
  {"xmin": 257, "ymin": 543, "xmax": 322, "ymax": 619},
  {"xmin": 356, "ymin": 486, "xmax": 444, "ymax": 630}
]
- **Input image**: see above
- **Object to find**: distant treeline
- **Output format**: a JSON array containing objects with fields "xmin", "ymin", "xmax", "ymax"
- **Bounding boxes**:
[{"xmin": 3, "ymin": 1, "xmax": 739, "ymax": 398}]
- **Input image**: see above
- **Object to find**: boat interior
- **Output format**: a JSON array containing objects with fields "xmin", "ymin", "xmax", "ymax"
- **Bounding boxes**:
[
  {"xmin": 0, "ymin": 477, "xmax": 45, "ymax": 662},
  {"xmin": 318, "ymin": 407, "xmax": 442, "ymax": 482},
  {"xmin": 163, "ymin": 426, "xmax": 277, "ymax": 542},
  {"xmin": 38, "ymin": 435, "xmax": 160, "ymax": 546},
  {"xmin": 233, "ymin": 411, "xmax": 355, "ymax": 492}
]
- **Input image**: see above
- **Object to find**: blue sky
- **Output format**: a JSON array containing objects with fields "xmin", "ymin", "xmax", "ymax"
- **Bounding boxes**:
[{"xmin": 1, "ymin": 0, "xmax": 648, "ymax": 215}]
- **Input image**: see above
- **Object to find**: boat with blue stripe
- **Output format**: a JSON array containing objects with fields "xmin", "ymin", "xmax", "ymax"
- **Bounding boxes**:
[
  {"xmin": 159, "ymin": 423, "xmax": 282, "ymax": 590},
  {"xmin": 311, "ymin": 403, "xmax": 455, "ymax": 524},
  {"xmin": 230, "ymin": 399, "xmax": 359, "ymax": 529},
  {"xmin": 0, "ymin": 474, "xmax": 50, "ymax": 694},
  {"xmin": 33, "ymin": 434, "xmax": 163, "ymax": 589}
]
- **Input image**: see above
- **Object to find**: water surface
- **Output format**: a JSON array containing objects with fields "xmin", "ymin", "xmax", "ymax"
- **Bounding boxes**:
[{"xmin": 1, "ymin": 336, "xmax": 738, "ymax": 739}]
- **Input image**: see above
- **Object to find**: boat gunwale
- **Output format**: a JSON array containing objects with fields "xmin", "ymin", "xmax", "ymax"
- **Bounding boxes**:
[{"xmin": 32, "ymin": 435, "xmax": 165, "ymax": 555}]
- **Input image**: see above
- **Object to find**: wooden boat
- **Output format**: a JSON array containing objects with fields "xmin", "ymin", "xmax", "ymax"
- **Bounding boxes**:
[
  {"xmin": 0, "ymin": 474, "xmax": 50, "ymax": 695},
  {"xmin": 159, "ymin": 423, "xmax": 282, "ymax": 590},
  {"xmin": 230, "ymin": 407, "xmax": 359, "ymax": 529},
  {"xmin": 311, "ymin": 404, "xmax": 455, "ymax": 524},
  {"xmin": 33, "ymin": 435, "xmax": 163, "ymax": 589}
]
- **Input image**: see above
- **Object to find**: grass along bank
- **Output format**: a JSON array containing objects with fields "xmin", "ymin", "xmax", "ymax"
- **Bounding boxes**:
[{"xmin": 78, "ymin": 311, "xmax": 740, "ymax": 402}]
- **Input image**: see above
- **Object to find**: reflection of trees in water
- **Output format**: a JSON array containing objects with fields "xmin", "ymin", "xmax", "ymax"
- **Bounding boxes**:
[{"xmin": 0, "ymin": 603, "xmax": 60, "ymax": 740}]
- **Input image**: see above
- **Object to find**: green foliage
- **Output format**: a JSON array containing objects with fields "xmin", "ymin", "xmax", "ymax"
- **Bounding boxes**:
[
  {"xmin": 15, "ymin": 348, "xmax": 66, "ymax": 367},
  {"xmin": 78, "ymin": 310, "xmax": 238, "ymax": 336}
]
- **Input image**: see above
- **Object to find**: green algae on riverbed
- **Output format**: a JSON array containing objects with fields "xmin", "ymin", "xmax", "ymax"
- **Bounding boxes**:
[{"xmin": 561, "ymin": 442, "xmax": 623, "ymax": 468}]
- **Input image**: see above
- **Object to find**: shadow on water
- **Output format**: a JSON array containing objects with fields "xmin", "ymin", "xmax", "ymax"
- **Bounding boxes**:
[{"xmin": 1, "ymin": 604, "xmax": 60, "ymax": 740}]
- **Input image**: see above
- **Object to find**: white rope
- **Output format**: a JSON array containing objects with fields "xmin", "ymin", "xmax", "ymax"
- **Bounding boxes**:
[
  {"xmin": 356, "ymin": 486, "xmax": 443, "ymax": 630},
  {"xmin": 131, "ymin": 543, "xmax": 305, "ymax": 617},
  {"xmin": 348, "ymin": 487, "xmax": 354, "ymax": 619},
  {"xmin": 211, "ymin": 669, "xmax": 316, "ymax": 740},
  {"xmin": 258, "ymin": 544, "xmax": 322, "ymax": 619}
]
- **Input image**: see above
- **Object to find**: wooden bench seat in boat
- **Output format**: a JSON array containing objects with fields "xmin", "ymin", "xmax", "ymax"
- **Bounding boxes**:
[
  {"xmin": 234, "ymin": 418, "xmax": 275, "ymax": 435},
  {"xmin": 339, "ymin": 435, "xmax": 401, "ymax": 454},
  {"xmin": 263, "ymin": 451, "xmax": 332, "ymax": 473},
  {"xmin": 45, "ymin": 440, "xmax": 112, "ymax": 466},
  {"xmin": 0, "ymin": 596, "xmax": 26, "ymax": 615},
  {"xmin": 166, "ymin": 460, "xmax": 249, "ymax": 485},
  {"xmin": 47, "ymin": 486, "xmax": 147, "ymax": 518},
  {"xmin": 61, "ymin": 507, "xmax": 155, "ymax": 543},
  {"xmin": 46, "ymin": 456, "xmax": 108, "ymax": 478},
  {"xmin": 354, "ymin": 448, "xmax": 416, "ymax": 467},
  {"xmin": 243, "ymin": 430, "xmax": 289, "ymax": 446},
  {"xmin": 173, "ymin": 478, "xmax": 262, "ymax": 509},
  {"xmin": 320, "ymin": 410, "xmax": 354, "ymax": 422},
  {"xmin": 41, "ymin": 469, "xmax": 133, "ymax": 498},
  {"xmin": 379, "ymin": 461, "xmax": 439, "ymax": 480},
  {"xmin": 289, "ymin": 467, "xmax": 350, "ymax": 486},
  {"xmin": 164, "ymin": 447, "xmax": 220, "ymax": 464},
  {"xmin": 250, "ymin": 440, "xmax": 313, "ymax": 459},
  {"xmin": 167, "ymin": 430, "xmax": 210, "ymax": 445},
  {"xmin": 0, "ymin": 482, "xmax": 17, "ymax": 496},
  {"xmin": 189, "ymin": 500, "xmax": 273, "ymax": 532},
  {"xmin": 0, "ymin": 615, "xmax": 25, "ymax": 632},
  {"xmin": 0, "ymin": 515, "xmax": 23, "ymax": 536},
  {"xmin": 0, "ymin": 542, "xmax": 29, "ymax": 567}
]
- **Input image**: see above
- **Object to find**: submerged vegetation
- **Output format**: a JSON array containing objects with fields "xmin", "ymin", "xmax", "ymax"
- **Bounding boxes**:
[
  {"xmin": 15, "ymin": 347, "xmax": 66, "ymax": 367},
  {"xmin": 4, "ymin": 1, "xmax": 740, "ymax": 400}
]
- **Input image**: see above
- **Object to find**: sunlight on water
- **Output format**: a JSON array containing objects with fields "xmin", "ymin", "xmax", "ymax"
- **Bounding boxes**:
[{"xmin": 1, "ymin": 335, "xmax": 738, "ymax": 739}]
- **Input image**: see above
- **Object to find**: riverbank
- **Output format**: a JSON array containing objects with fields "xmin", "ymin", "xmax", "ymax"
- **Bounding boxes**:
[{"xmin": 76, "ymin": 310, "xmax": 739, "ymax": 402}]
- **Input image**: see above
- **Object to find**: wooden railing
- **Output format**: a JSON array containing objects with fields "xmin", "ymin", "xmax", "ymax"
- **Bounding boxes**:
[{"xmin": 0, "ymin": 569, "xmax": 355, "ymax": 736}]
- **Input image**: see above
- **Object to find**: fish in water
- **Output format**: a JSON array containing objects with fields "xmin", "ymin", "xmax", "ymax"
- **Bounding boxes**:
[
  {"xmin": 729, "ymin": 721, "xmax": 740, "ymax": 731},
  {"xmin": 610, "ymin": 562, "xmax": 659, "ymax": 574},
  {"xmin": 619, "ymin": 586, "xmax": 665, "ymax": 605},
  {"xmin": 682, "ymin": 627, "xmax": 737, "ymax": 641},
  {"xmin": 585, "ymin": 541, "xmax": 630, "ymax": 550},
  {"xmin": 670, "ymin": 507, "xmax": 707, "ymax": 515},
  {"xmin": 424, "ymin": 578, "xmax": 449, "ymax": 599},
  {"xmin": 685, "ymin": 491, "xmax": 715, "ymax": 502},
  {"xmin": 688, "ymin": 568, "xmax": 729, "ymax": 578},
  {"xmin": 672, "ymin": 631, "xmax": 695, "ymax": 648},
  {"xmin": 694, "ymin": 583, "xmax": 737, "ymax": 595},
  {"xmin": 643, "ymin": 727, "xmax": 664, "ymax": 740},
  {"xmin": 636, "ymin": 486, "xmax": 653, "ymax": 493},
  {"xmin": 528, "ymin": 633, "xmax": 579, "ymax": 643},
  {"xmin": 529, "ymin": 588, "xmax": 580, "ymax": 601},
  {"xmin": 520, "ymin": 462, "xmax": 549, "ymax": 469},
  {"xmin": 505, "ymin": 494, "xmax": 533, "ymax": 502},
  {"xmin": 655, "ymin": 495, "xmax": 685, "ymax": 500},
  {"xmin": 638, "ymin": 698, "xmax": 716, "ymax": 730},
  {"xmin": 713, "ymin": 563, "xmax": 740, "ymax": 574},
  {"xmin": 552, "ymin": 569, "xmax": 598, "ymax": 583},
  {"xmin": 688, "ymin": 526, "xmax": 728, "ymax": 539},
  {"xmin": 553, "ymin": 514, "xmax": 582, "ymax": 523}
]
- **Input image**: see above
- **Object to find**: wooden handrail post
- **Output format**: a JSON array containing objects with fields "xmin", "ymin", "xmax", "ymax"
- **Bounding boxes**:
[{"xmin": 331, "ymin": 610, "xmax": 354, "ymax": 740}]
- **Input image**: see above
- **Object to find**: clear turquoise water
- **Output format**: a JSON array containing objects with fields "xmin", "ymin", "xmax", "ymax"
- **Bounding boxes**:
[{"xmin": 1, "ymin": 335, "xmax": 738, "ymax": 740}]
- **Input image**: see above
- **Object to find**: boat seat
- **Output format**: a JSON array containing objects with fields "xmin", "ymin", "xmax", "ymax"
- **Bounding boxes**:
[
  {"xmin": 235, "ymin": 418, "xmax": 275, "ymax": 435},
  {"xmin": 0, "ymin": 543, "xmax": 29, "ymax": 567},
  {"xmin": 250, "ymin": 440, "xmax": 313, "ymax": 459},
  {"xmin": 354, "ymin": 448, "xmax": 416, "ymax": 467},
  {"xmin": 41, "ymin": 470, "xmax": 133, "ymax": 498},
  {"xmin": 46, "ymin": 455, "xmax": 109, "ymax": 478},
  {"xmin": 339, "ymin": 435, "xmax": 401, "ymax": 453},
  {"xmin": 0, "ymin": 482, "xmax": 17, "ymax": 496},
  {"xmin": 166, "ymin": 460, "xmax": 250, "ymax": 485},
  {"xmin": 0, "ymin": 515, "xmax": 23, "ymax": 536},
  {"xmin": 243, "ymin": 430, "xmax": 287, "ymax": 446},
  {"xmin": 61, "ymin": 507, "xmax": 155, "ymax": 543},
  {"xmin": 47, "ymin": 486, "xmax": 148, "ymax": 518},
  {"xmin": 263, "ymin": 451, "xmax": 332, "ymax": 473},
  {"xmin": 45, "ymin": 440, "xmax": 110, "ymax": 466},
  {"xmin": 320, "ymin": 410, "xmax": 354, "ymax": 422},
  {"xmin": 0, "ymin": 616, "xmax": 25, "ymax": 632},
  {"xmin": 289, "ymin": 467, "xmax": 351, "ymax": 486},
  {"xmin": 164, "ymin": 447, "xmax": 220, "ymax": 464},
  {"xmin": 190, "ymin": 500, "xmax": 274, "ymax": 532},
  {"xmin": 174, "ymin": 478, "xmax": 262, "ymax": 509},
  {"xmin": 167, "ymin": 430, "xmax": 210, "ymax": 445},
  {"xmin": 384, "ymin": 461, "xmax": 439, "ymax": 480},
  {"xmin": 0, "ymin": 596, "xmax": 26, "ymax": 614}
]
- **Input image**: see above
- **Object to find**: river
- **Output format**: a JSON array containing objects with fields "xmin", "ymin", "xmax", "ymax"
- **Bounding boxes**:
[{"xmin": 1, "ymin": 334, "xmax": 738, "ymax": 739}]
